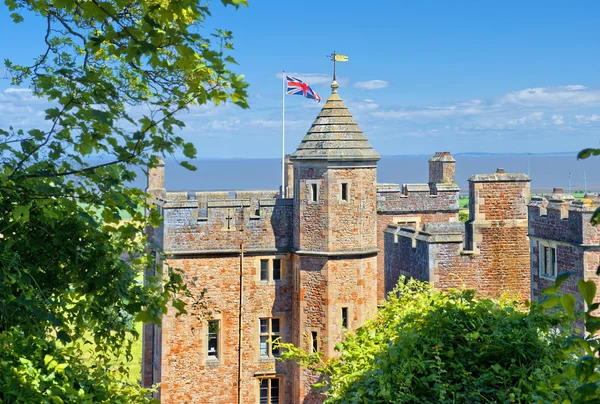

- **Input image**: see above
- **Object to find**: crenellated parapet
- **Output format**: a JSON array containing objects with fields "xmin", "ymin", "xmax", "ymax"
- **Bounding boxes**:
[
  {"xmin": 383, "ymin": 168, "xmax": 531, "ymax": 301},
  {"xmin": 528, "ymin": 189, "xmax": 600, "ymax": 245},
  {"xmin": 376, "ymin": 182, "xmax": 460, "ymax": 213},
  {"xmin": 161, "ymin": 190, "xmax": 293, "ymax": 254}
]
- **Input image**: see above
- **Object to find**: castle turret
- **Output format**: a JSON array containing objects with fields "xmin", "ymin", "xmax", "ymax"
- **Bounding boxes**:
[{"xmin": 289, "ymin": 80, "xmax": 380, "ymax": 402}]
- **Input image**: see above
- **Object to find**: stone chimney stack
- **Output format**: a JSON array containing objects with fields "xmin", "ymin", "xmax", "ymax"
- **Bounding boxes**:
[
  {"xmin": 146, "ymin": 156, "xmax": 166, "ymax": 199},
  {"xmin": 429, "ymin": 152, "xmax": 456, "ymax": 185},
  {"xmin": 284, "ymin": 154, "xmax": 294, "ymax": 198}
]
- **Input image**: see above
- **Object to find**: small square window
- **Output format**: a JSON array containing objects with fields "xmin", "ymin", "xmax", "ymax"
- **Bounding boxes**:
[
  {"xmin": 273, "ymin": 259, "xmax": 281, "ymax": 280},
  {"xmin": 260, "ymin": 259, "xmax": 269, "ymax": 281},
  {"xmin": 341, "ymin": 183, "xmax": 348, "ymax": 201}
]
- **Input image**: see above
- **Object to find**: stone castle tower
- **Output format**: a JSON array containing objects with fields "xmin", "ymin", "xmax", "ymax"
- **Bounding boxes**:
[{"xmin": 289, "ymin": 80, "xmax": 380, "ymax": 402}]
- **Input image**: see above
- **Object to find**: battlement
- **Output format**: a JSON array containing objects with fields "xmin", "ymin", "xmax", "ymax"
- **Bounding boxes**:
[
  {"xmin": 376, "ymin": 182, "xmax": 460, "ymax": 213},
  {"xmin": 528, "ymin": 189, "xmax": 600, "ymax": 245},
  {"xmin": 160, "ymin": 191, "xmax": 293, "ymax": 254}
]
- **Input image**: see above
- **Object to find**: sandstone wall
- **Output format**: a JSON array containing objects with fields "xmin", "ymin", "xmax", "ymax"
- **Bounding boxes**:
[
  {"xmin": 158, "ymin": 254, "xmax": 294, "ymax": 403},
  {"xmin": 383, "ymin": 172, "xmax": 531, "ymax": 301},
  {"xmin": 162, "ymin": 192, "xmax": 293, "ymax": 253}
]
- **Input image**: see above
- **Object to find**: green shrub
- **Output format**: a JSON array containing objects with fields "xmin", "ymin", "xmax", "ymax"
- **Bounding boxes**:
[{"xmin": 281, "ymin": 279, "xmax": 572, "ymax": 403}]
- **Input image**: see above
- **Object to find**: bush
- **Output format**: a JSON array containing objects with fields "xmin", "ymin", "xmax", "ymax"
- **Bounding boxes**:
[{"xmin": 282, "ymin": 279, "xmax": 572, "ymax": 403}]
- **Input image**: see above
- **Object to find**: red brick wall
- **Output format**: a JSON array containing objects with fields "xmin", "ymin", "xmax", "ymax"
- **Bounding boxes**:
[
  {"xmin": 159, "ymin": 255, "xmax": 294, "ymax": 404},
  {"xmin": 377, "ymin": 211, "xmax": 456, "ymax": 301}
]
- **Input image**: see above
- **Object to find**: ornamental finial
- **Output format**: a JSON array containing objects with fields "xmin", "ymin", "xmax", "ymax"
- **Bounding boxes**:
[{"xmin": 331, "ymin": 80, "xmax": 339, "ymax": 94}]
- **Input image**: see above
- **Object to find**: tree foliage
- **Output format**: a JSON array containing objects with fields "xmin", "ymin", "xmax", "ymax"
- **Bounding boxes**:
[
  {"xmin": 280, "ymin": 279, "xmax": 573, "ymax": 403},
  {"xmin": 0, "ymin": 0, "xmax": 248, "ymax": 401}
]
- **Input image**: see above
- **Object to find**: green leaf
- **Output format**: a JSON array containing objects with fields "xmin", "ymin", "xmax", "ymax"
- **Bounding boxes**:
[
  {"xmin": 539, "ymin": 295, "xmax": 560, "ymax": 309},
  {"xmin": 577, "ymin": 148, "xmax": 600, "ymax": 160},
  {"xmin": 9, "ymin": 12, "xmax": 23, "ymax": 23},
  {"xmin": 13, "ymin": 205, "xmax": 29, "ymax": 221},
  {"xmin": 578, "ymin": 279, "xmax": 597, "ymax": 306},
  {"xmin": 180, "ymin": 161, "xmax": 197, "ymax": 171},
  {"xmin": 560, "ymin": 294, "xmax": 576, "ymax": 318}
]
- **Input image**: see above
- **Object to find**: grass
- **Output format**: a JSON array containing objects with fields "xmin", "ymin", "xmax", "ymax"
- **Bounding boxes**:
[{"xmin": 125, "ymin": 321, "xmax": 143, "ymax": 384}]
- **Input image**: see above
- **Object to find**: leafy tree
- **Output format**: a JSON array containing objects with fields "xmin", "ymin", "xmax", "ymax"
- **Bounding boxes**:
[
  {"xmin": 0, "ymin": 0, "xmax": 248, "ymax": 402},
  {"xmin": 538, "ymin": 273, "xmax": 600, "ymax": 403},
  {"xmin": 280, "ymin": 279, "xmax": 572, "ymax": 403}
]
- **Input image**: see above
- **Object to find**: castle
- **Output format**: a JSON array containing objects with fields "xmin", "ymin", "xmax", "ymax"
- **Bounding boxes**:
[{"xmin": 142, "ymin": 80, "xmax": 598, "ymax": 403}]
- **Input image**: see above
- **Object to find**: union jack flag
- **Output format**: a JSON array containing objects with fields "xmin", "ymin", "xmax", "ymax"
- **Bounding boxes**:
[{"xmin": 286, "ymin": 75, "xmax": 321, "ymax": 103}]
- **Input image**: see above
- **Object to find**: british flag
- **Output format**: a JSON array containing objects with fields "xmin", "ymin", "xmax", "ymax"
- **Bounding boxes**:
[{"xmin": 286, "ymin": 75, "xmax": 321, "ymax": 103}]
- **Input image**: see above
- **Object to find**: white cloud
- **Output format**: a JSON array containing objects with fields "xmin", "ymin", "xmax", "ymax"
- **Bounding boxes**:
[
  {"xmin": 507, "ymin": 112, "xmax": 544, "ymax": 126},
  {"xmin": 575, "ymin": 114, "xmax": 600, "ymax": 124},
  {"xmin": 499, "ymin": 85, "xmax": 600, "ymax": 107},
  {"xmin": 354, "ymin": 80, "xmax": 389, "ymax": 90},
  {"xmin": 348, "ymin": 99, "xmax": 379, "ymax": 111},
  {"xmin": 551, "ymin": 114, "xmax": 564, "ymax": 125},
  {"xmin": 371, "ymin": 103, "xmax": 484, "ymax": 120}
]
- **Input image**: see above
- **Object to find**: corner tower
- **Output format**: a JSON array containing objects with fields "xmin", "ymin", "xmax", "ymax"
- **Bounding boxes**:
[{"xmin": 289, "ymin": 80, "xmax": 380, "ymax": 402}]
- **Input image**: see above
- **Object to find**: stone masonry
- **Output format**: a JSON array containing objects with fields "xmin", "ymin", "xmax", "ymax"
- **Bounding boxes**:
[
  {"xmin": 143, "ymin": 80, "xmax": 539, "ymax": 403},
  {"xmin": 383, "ymin": 168, "xmax": 532, "ymax": 300},
  {"xmin": 529, "ymin": 189, "xmax": 600, "ymax": 321}
]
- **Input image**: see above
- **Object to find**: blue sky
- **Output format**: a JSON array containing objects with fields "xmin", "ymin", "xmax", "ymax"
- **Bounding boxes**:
[{"xmin": 1, "ymin": 0, "xmax": 600, "ymax": 158}]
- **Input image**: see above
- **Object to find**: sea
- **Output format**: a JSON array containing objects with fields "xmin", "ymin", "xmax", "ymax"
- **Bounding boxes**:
[{"xmin": 130, "ymin": 153, "xmax": 600, "ymax": 196}]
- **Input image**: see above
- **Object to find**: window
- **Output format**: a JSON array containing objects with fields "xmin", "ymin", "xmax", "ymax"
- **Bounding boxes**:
[
  {"xmin": 539, "ymin": 244, "xmax": 557, "ymax": 278},
  {"xmin": 258, "ymin": 258, "xmax": 284, "ymax": 282},
  {"xmin": 341, "ymin": 183, "xmax": 348, "ymax": 201},
  {"xmin": 273, "ymin": 259, "xmax": 281, "ymax": 281},
  {"xmin": 311, "ymin": 183, "xmax": 318, "ymax": 202},
  {"xmin": 341, "ymin": 307, "xmax": 348, "ymax": 329},
  {"xmin": 311, "ymin": 331, "xmax": 319, "ymax": 353},
  {"xmin": 259, "ymin": 318, "xmax": 281, "ymax": 357},
  {"xmin": 260, "ymin": 259, "xmax": 269, "ymax": 281},
  {"xmin": 207, "ymin": 320, "xmax": 219, "ymax": 360},
  {"xmin": 259, "ymin": 378, "xmax": 280, "ymax": 404}
]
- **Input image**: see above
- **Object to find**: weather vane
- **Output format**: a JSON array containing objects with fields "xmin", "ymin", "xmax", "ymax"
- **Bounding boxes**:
[{"xmin": 327, "ymin": 51, "xmax": 348, "ymax": 81}]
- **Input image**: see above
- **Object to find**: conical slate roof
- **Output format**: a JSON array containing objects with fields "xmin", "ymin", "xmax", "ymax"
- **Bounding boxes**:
[{"xmin": 290, "ymin": 81, "xmax": 380, "ymax": 162}]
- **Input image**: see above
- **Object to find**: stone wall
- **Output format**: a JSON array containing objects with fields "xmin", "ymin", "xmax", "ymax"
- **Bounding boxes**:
[
  {"xmin": 376, "ymin": 182, "xmax": 459, "ymax": 301},
  {"xmin": 293, "ymin": 165, "xmax": 378, "ymax": 253},
  {"xmin": 292, "ymin": 254, "xmax": 377, "ymax": 403},
  {"xmin": 161, "ymin": 191, "xmax": 293, "ymax": 253},
  {"xmin": 159, "ymin": 254, "xmax": 294, "ymax": 403},
  {"xmin": 383, "ymin": 170, "xmax": 531, "ymax": 301},
  {"xmin": 529, "ymin": 195, "xmax": 600, "ymax": 316}
]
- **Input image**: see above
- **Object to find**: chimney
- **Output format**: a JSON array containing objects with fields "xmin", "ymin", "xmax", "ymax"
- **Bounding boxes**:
[
  {"xmin": 146, "ymin": 156, "xmax": 166, "ymax": 198},
  {"xmin": 429, "ymin": 151, "xmax": 456, "ymax": 185},
  {"xmin": 284, "ymin": 154, "xmax": 294, "ymax": 198}
]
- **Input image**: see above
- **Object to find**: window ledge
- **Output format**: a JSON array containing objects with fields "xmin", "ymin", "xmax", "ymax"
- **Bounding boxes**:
[
  {"xmin": 205, "ymin": 359, "xmax": 221, "ymax": 367},
  {"xmin": 539, "ymin": 274, "xmax": 557, "ymax": 281},
  {"xmin": 258, "ymin": 356, "xmax": 278, "ymax": 363}
]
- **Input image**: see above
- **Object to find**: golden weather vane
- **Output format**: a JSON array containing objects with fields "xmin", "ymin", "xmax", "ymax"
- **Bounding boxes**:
[{"xmin": 327, "ymin": 51, "xmax": 348, "ymax": 81}]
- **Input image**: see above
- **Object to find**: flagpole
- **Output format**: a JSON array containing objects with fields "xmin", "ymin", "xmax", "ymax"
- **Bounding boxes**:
[{"xmin": 281, "ymin": 70, "xmax": 285, "ymax": 198}]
